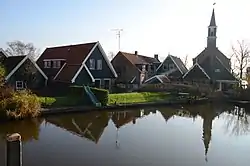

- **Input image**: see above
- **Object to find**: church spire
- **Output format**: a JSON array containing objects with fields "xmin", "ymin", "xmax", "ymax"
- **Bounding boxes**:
[
  {"xmin": 209, "ymin": 9, "xmax": 216, "ymax": 26},
  {"xmin": 207, "ymin": 8, "xmax": 217, "ymax": 48}
]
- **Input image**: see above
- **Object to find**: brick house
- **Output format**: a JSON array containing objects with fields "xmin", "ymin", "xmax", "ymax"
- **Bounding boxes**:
[{"xmin": 111, "ymin": 51, "xmax": 161, "ymax": 89}]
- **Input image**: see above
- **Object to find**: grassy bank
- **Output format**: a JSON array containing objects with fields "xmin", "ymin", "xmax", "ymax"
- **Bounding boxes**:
[
  {"xmin": 108, "ymin": 92, "xmax": 169, "ymax": 105},
  {"xmin": 39, "ymin": 92, "xmax": 170, "ymax": 108}
]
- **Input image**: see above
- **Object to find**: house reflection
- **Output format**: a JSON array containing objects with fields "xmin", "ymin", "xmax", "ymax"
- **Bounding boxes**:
[
  {"xmin": 45, "ymin": 104, "xmax": 241, "ymax": 162},
  {"xmin": 46, "ymin": 112, "xmax": 110, "ymax": 144},
  {"xmin": 111, "ymin": 110, "xmax": 144, "ymax": 128}
]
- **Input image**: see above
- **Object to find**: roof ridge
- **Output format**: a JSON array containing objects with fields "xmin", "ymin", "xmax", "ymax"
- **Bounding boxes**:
[
  {"xmin": 120, "ymin": 51, "xmax": 156, "ymax": 59},
  {"xmin": 47, "ymin": 41, "xmax": 98, "ymax": 49}
]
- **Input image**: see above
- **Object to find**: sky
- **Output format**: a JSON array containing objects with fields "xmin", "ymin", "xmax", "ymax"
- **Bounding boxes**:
[{"xmin": 1, "ymin": 0, "xmax": 250, "ymax": 68}]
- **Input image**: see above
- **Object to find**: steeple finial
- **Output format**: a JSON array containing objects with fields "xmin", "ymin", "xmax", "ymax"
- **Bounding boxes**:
[{"xmin": 209, "ymin": 3, "xmax": 216, "ymax": 26}]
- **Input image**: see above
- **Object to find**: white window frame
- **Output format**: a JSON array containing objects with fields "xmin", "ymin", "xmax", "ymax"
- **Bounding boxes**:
[
  {"xmin": 15, "ymin": 81, "xmax": 24, "ymax": 90},
  {"xmin": 89, "ymin": 59, "xmax": 95, "ymax": 70},
  {"xmin": 97, "ymin": 59, "xmax": 102, "ymax": 70},
  {"xmin": 44, "ymin": 61, "xmax": 51, "ymax": 68},
  {"xmin": 52, "ymin": 60, "xmax": 57, "ymax": 68},
  {"xmin": 52, "ymin": 60, "xmax": 61, "ymax": 69}
]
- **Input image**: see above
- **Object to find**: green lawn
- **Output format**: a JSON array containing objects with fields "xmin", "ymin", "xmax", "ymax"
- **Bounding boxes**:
[
  {"xmin": 39, "ymin": 92, "xmax": 171, "ymax": 108},
  {"xmin": 108, "ymin": 92, "xmax": 170, "ymax": 105}
]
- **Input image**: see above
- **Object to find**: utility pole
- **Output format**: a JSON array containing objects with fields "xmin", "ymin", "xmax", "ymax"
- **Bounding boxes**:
[{"xmin": 111, "ymin": 29, "xmax": 123, "ymax": 51}]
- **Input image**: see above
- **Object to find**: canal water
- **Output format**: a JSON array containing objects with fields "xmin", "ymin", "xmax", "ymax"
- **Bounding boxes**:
[{"xmin": 1, "ymin": 103, "xmax": 250, "ymax": 166}]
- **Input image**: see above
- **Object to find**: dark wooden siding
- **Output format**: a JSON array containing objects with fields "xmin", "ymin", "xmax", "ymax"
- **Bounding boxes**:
[
  {"xmin": 75, "ymin": 67, "xmax": 93, "ymax": 86},
  {"xmin": 86, "ymin": 47, "xmax": 115, "ymax": 79},
  {"xmin": 111, "ymin": 53, "xmax": 140, "ymax": 84},
  {"xmin": 184, "ymin": 65, "xmax": 210, "ymax": 81},
  {"xmin": 7, "ymin": 59, "xmax": 46, "ymax": 90}
]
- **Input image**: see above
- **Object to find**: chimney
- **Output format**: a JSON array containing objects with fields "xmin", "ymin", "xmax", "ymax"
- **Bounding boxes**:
[
  {"xmin": 135, "ymin": 51, "xmax": 138, "ymax": 55},
  {"xmin": 154, "ymin": 54, "xmax": 159, "ymax": 60}
]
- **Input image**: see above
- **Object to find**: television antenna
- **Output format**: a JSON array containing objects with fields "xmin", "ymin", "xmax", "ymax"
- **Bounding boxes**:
[{"xmin": 111, "ymin": 29, "xmax": 123, "ymax": 51}]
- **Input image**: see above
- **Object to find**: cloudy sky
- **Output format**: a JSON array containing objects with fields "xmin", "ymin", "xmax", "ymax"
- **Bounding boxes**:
[{"xmin": 1, "ymin": 0, "xmax": 249, "ymax": 67}]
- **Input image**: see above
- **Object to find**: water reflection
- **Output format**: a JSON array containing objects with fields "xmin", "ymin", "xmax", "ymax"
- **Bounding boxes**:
[
  {"xmin": 46, "ymin": 112, "xmax": 110, "ymax": 144},
  {"xmin": 0, "ymin": 118, "xmax": 44, "ymax": 142},
  {"xmin": 45, "ymin": 104, "xmax": 227, "ymax": 162},
  {"xmin": 224, "ymin": 106, "xmax": 250, "ymax": 136},
  {"xmin": 2, "ymin": 104, "xmax": 250, "ymax": 166}
]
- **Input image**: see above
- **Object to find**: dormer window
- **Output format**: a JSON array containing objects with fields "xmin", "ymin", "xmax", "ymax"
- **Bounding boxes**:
[
  {"xmin": 44, "ymin": 61, "xmax": 51, "ymax": 68},
  {"xmin": 53, "ymin": 60, "xmax": 61, "ymax": 68}
]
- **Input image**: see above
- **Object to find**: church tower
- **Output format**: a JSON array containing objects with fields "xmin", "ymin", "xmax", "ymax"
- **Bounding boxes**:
[{"xmin": 207, "ymin": 9, "xmax": 217, "ymax": 48}]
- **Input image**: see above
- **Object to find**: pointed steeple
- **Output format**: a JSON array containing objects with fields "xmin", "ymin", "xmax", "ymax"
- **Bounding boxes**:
[
  {"xmin": 207, "ymin": 8, "xmax": 217, "ymax": 48},
  {"xmin": 209, "ymin": 9, "xmax": 216, "ymax": 26}
]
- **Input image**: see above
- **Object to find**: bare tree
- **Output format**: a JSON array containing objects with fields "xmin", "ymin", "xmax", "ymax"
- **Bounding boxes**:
[
  {"xmin": 5, "ymin": 40, "xmax": 40, "ymax": 60},
  {"xmin": 5, "ymin": 41, "xmax": 40, "ymax": 86},
  {"xmin": 183, "ymin": 54, "xmax": 188, "ymax": 66},
  {"xmin": 108, "ymin": 51, "xmax": 116, "ymax": 60},
  {"xmin": 231, "ymin": 40, "xmax": 250, "ymax": 80},
  {"xmin": 224, "ymin": 107, "xmax": 250, "ymax": 136}
]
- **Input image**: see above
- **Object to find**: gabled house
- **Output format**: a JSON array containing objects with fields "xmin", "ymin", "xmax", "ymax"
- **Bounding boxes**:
[
  {"xmin": 111, "ymin": 51, "xmax": 161, "ymax": 89},
  {"xmin": 0, "ymin": 49, "xmax": 48, "ymax": 91},
  {"xmin": 156, "ymin": 54, "xmax": 188, "ymax": 80},
  {"xmin": 37, "ymin": 42, "xmax": 117, "ymax": 91},
  {"xmin": 183, "ymin": 8, "xmax": 238, "ymax": 91}
]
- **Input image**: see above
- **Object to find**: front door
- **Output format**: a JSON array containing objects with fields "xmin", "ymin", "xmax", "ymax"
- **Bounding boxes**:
[{"xmin": 104, "ymin": 79, "xmax": 110, "ymax": 90}]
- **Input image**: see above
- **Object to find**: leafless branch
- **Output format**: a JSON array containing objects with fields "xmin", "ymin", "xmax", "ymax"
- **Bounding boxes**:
[{"xmin": 231, "ymin": 40, "xmax": 250, "ymax": 79}]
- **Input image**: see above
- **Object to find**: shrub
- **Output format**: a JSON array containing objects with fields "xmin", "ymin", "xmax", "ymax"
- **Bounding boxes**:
[
  {"xmin": 90, "ymin": 87, "xmax": 109, "ymax": 106},
  {"xmin": 6, "ymin": 90, "xmax": 41, "ymax": 119},
  {"xmin": 0, "ymin": 89, "xmax": 41, "ymax": 120}
]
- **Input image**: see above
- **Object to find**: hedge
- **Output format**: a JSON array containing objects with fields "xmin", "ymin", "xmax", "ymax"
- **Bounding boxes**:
[
  {"xmin": 90, "ymin": 87, "xmax": 109, "ymax": 106},
  {"xmin": 69, "ymin": 85, "xmax": 109, "ymax": 106}
]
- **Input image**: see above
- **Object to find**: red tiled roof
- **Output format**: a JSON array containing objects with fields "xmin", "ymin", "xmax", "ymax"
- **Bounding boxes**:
[
  {"xmin": 39, "ymin": 42, "xmax": 97, "ymax": 83},
  {"xmin": 55, "ymin": 64, "xmax": 81, "ymax": 82},
  {"xmin": 119, "ymin": 51, "xmax": 160, "ymax": 65},
  {"xmin": 40, "ymin": 42, "xmax": 97, "ymax": 64}
]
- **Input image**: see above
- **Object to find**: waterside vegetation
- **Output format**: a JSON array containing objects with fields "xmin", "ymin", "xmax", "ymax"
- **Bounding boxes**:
[{"xmin": 0, "ymin": 64, "xmax": 41, "ymax": 120}]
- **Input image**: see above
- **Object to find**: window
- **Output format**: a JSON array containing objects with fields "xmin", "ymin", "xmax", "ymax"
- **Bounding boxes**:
[
  {"xmin": 142, "ymin": 65, "xmax": 146, "ymax": 71},
  {"xmin": 44, "ymin": 61, "xmax": 51, "ymax": 68},
  {"xmin": 169, "ymin": 63, "xmax": 175, "ymax": 70},
  {"xmin": 89, "ymin": 59, "xmax": 95, "ymax": 70},
  {"xmin": 97, "ymin": 59, "xmax": 102, "ymax": 70},
  {"xmin": 56, "ymin": 61, "xmax": 61, "ymax": 68},
  {"xmin": 163, "ymin": 64, "xmax": 167, "ymax": 70},
  {"xmin": 16, "ymin": 81, "xmax": 24, "ymax": 90},
  {"xmin": 52, "ymin": 60, "xmax": 61, "ymax": 68},
  {"xmin": 215, "ymin": 69, "xmax": 220, "ymax": 72}
]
